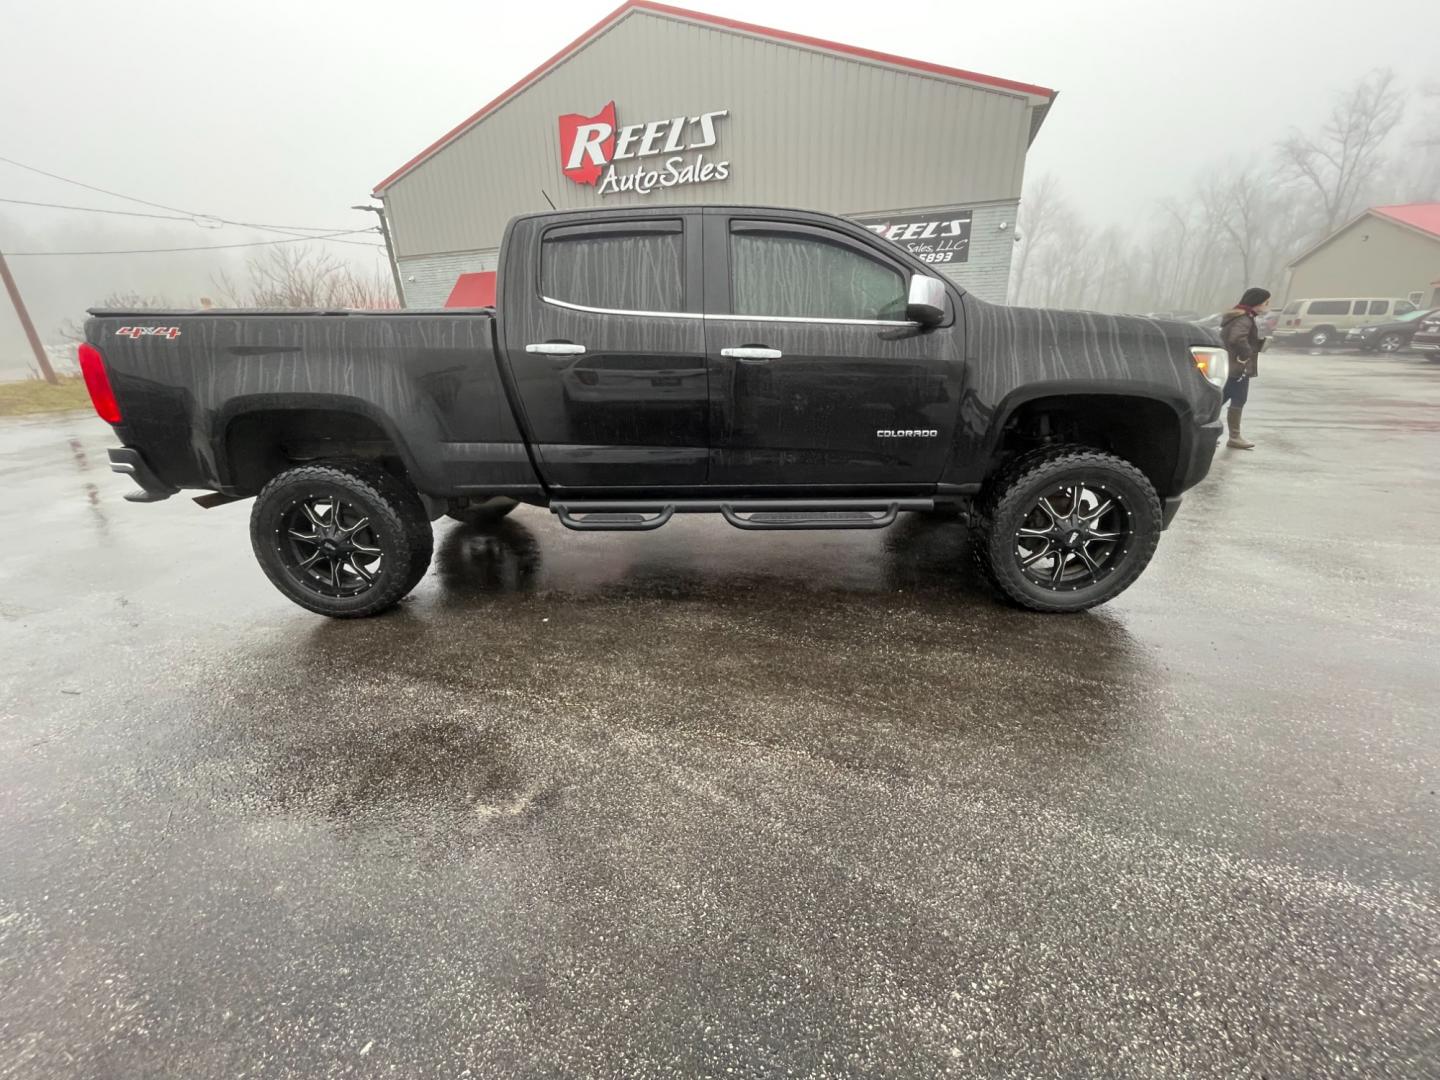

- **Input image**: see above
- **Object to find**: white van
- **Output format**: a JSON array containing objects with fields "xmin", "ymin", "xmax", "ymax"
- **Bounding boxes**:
[{"xmin": 1272, "ymin": 298, "xmax": 1418, "ymax": 348}]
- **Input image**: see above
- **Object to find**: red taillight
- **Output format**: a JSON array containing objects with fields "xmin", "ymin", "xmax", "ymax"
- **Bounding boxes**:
[{"xmin": 77, "ymin": 343, "xmax": 121, "ymax": 423}]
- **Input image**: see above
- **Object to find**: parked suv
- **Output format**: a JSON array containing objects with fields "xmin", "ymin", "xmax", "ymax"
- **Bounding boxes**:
[
  {"xmin": 1272, "ymin": 297, "xmax": 1418, "ymax": 348},
  {"xmin": 1344, "ymin": 308, "xmax": 1438, "ymax": 353},
  {"xmin": 1411, "ymin": 312, "xmax": 1440, "ymax": 356}
]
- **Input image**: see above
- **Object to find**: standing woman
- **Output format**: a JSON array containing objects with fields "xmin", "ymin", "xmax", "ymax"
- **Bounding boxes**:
[{"xmin": 1219, "ymin": 287, "xmax": 1270, "ymax": 450}]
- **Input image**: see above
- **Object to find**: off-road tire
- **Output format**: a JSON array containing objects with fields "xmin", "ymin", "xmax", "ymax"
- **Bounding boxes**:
[
  {"xmin": 251, "ymin": 461, "xmax": 433, "ymax": 618},
  {"xmin": 971, "ymin": 445, "xmax": 1162, "ymax": 613},
  {"xmin": 351, "ymin": 462, "xmax": 435, "ymax": 594}
]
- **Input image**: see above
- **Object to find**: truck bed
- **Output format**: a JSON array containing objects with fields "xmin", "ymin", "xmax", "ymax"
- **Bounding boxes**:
[{"xmin": 86, "ymin": 308, "xmax": 538, "ymax": 500}]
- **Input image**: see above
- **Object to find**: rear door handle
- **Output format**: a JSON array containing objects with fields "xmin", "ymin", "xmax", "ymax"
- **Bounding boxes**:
[
  {"xmin": 721, "ymin": 347, "xmax": 782, "ymax": 362},
  {"xmin": 526, "ymin": 342, "xmax": 586, "ymax": 355}
]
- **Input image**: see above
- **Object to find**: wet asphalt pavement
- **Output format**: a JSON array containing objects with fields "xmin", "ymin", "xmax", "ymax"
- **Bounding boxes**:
[{"xmin": 2, "ymin": 349, "xmax": 1438, "ymax": 1078}]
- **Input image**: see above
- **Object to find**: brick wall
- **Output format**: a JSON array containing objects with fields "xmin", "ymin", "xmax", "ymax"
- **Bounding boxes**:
[
  {"xmin": 397, "ymin": 250, "xmax": 499, "ymax": 308},
  {"xmin": 934, "ymin": 200, "xmax": 1018, "ymax": 303}
]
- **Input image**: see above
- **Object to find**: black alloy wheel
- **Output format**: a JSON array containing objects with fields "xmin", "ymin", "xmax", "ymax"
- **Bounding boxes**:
[
  {"xmin": 1013, "ymin": 480, "xmax": 1132, "ymax": 593},
  {"xmin": 251, "ymin": 462, "xmax": 433, "ymax": 617},
  {"xmin": 280, "ymin": 495, "xmax": 384, "ymax": 598},
  {"xmin": 973, "ymin": 447, "xmax": 1162, "ymax": 613}
]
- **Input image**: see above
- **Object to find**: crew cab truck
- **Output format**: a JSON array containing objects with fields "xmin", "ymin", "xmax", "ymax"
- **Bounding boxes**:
[{"xmin": 80, "ymin": 205, "xmax": 1226, "ymax": 617}]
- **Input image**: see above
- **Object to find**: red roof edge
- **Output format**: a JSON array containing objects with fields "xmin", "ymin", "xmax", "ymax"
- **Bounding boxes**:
[
  {"xmin": 634, "ymin": 1, "xmax": 1056, "ymax": 98},
  {"xmin": 1371, "ymin": 203, "xmax": 1440, "ymax": 241},
  {"xmin": 372, "ymin": 0, "xmax": 1056, "ymax": 195}
]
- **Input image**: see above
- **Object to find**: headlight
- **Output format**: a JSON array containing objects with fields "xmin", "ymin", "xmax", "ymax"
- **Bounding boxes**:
[{"xmin": 1190, "ymin": 346, "xmax": 1227, "ymax": 389}]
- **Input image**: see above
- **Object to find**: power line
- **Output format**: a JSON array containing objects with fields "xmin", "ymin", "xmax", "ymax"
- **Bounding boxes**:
[
  {"xmin": 0, "ymin": 195, "xmax": 388, "ymax": 249},
  {"xmin": 4, "ymin": 229, "xmax": 385, "ymax": 256},
  {"xmin": 0, "ymin": 196, "xmax": 195, "ymax": 222},
  {"xmin": 0, "ymin": 153, "xmax": 366, "ymax": 236},
  {"xmin": 0, "ymin": 153, "xmax": 201, "ymax": 217}
]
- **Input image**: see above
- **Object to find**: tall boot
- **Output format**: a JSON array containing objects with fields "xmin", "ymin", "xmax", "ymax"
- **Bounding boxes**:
[{"xmin": 1226, "ymin": 407, "xmax": 1255, "ymax": 450}]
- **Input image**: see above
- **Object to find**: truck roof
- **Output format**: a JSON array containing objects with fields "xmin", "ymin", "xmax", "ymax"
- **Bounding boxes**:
[{"xmin": 87, "ymin": 307, "xmax": 494, "ymax": 317}]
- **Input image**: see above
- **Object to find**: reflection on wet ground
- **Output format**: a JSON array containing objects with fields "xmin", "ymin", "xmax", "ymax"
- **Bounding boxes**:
[
  {"xmin": 434, "ymin": 517, "xmax": 543, "ymax": 599},
  {"xmin": 3, "ymin": 351, "xmax": 1440, "ymax": 1077}
]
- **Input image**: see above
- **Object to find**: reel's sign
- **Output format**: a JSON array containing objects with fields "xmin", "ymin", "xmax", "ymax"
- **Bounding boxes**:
[
  {"xmin": 857, "ymin": 210, "xmax": 973, "ymax": 265},
  {"xmin": 558, "ymin": 102, "xmax": 731, "ymax": 196}
]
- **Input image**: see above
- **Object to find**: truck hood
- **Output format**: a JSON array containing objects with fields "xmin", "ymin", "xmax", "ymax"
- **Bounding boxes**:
[{"xmin": 965, "ymin": 298, "xmax": 1219, "ymax": 390}]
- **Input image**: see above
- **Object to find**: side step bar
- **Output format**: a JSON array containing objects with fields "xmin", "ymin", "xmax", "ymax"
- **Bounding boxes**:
[{"xmin": 551, "ymin": 498, "xmax": 934, "ymax": 532}]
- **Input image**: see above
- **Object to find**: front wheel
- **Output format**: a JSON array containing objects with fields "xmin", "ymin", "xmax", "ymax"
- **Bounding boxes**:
[
  {"xmin": 1377, "ymin": 332, "xmax": 1405, "ymax": 353},
  {"xmin": 972, "ymin": 448, "xmax": 1162, "ymax": 613},
  {"xmin": 251, "ymin": 462, "xmax": 433, "ymax": 618}
]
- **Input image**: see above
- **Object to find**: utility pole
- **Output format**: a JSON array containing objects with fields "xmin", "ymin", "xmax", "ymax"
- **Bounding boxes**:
[
  {"xmin": 352, "ymin": 203, "xmax": 405, "ymax": 308},
  {"xmin": 0, "ymin": 245, "xmax": 58, "ymax": 384}
]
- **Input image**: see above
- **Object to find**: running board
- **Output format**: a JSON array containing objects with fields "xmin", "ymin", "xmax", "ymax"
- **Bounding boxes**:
[{"xmin": 551, "ymin": 498, "xmax": 933, "ymax": 532}]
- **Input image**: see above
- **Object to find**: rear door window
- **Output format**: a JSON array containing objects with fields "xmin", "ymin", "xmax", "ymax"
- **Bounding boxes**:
[
  {"xmin": 541, "ymin": 221, "xmax": 684, "ymax": 313},
  {"xmin": 1307, "ymin": 300, "xmax": 1349, "ymax": 316},
  {"xmin": 1283, "ymin": 301, "xmax": 1301, "ymax": 315}
]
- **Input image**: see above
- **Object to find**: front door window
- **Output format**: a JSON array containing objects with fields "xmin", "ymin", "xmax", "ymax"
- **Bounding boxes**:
[{"xmin": 729, "ymin": 229, "xmax": 908, "ymax": 322}]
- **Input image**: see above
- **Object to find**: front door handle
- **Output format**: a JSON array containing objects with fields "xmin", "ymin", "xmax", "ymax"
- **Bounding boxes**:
[
  {"xmin": 526, "ymin": 342, "xmax": 586, "ymax": 355},
  {"xmin": 721, "ymin": 347, "xmax": 782, "ymax": 362}
]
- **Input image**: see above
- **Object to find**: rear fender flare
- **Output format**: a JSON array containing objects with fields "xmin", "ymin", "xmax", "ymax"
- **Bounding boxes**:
[{"xmin": 213, "ymin": 394, "xmax": 433, "ymax": 493}]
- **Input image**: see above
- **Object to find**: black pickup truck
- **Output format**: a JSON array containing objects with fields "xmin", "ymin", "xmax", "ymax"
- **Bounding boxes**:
[{"xmin": 80, "ymin": 204, "xmax": 1225, "ymax": 617}]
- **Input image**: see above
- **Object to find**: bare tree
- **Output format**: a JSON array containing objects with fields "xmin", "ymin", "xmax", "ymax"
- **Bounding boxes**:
[
  {"xmin": 1003, "ymin": 72, "xmax": 1416, "ymax": 317},
  {"xmin": 1199, "ymin": 164, "xmax": 1307, "ymax": 302},
  {"xmin": 1010, "ymin": 173, "xmax": 1064, "ymax": 303},
  {"xmin": 1385, "ymin": 82, "xmax": 1440, "ymax": 203},
  {"xmin": 1419, "ymin": 83, "xmax": 1440, "ymax": 148},
  {"xmin": 1279, "ymin": 68, "xmax": 1405, "ymax": 237},
  {"xmin": 59, "ymin": 290, "xmax": 173, "ymax": 343},
  {"xmin": 1085, "ymin": 226, "xmax": 1131, "ymax": 310},
  {"xmin": 214, "ymin": 246, "xmax": 398, "ymax": 309},
  {"xmin": 327, "ymin": 265, "xmax": 403, "ymax": 309}
]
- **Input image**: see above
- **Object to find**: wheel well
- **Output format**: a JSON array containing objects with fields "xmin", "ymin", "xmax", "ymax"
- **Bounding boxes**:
[
  {"xmin": 223, "ymin": 409, "xmax": 409, "ymax": 494},
  {"xmin": 994, "ymin": 395, "xmax": 1182, "ymax": 495}
]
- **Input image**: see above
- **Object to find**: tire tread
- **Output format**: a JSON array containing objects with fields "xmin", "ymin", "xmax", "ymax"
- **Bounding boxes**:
[
  {"xmin": 249, "ymin": 462, "xmax": 432, "ymax": 618},
  {"xmin": 971, "ymin": 445, "xmax": 1162, "ymax": 613}
]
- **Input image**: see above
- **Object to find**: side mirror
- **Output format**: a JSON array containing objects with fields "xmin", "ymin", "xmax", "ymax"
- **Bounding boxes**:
[{"xmin": 906, "ymin": 275, "xmax": 948, "ymax": 326}]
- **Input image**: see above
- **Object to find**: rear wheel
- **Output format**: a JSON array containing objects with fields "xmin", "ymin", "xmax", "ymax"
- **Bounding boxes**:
[
  {"xmin": 1308, "ymin": 326, "xmax": 1336, "ymax": 347},
  {"xmin": 251, "ymin": 462, "xmax": 433, "ymax": 618},
  {"xmin": 972, "ymin": 447, "xmax": 1161, "ymax": 613}
]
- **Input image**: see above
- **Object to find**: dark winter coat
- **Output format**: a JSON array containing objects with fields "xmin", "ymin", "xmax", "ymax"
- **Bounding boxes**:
[{"xmin": 1220, "ymin": 308, "xmax": 1262, "ymax": 379}]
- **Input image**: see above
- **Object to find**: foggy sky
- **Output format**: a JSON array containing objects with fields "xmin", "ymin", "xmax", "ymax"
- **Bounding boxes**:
[{"xmin": 1, "ymin": 0, "xmax": 1433, "ymax": 377}]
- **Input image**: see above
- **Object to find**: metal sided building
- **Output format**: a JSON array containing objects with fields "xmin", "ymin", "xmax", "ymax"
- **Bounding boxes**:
[
  {"xmin": 1284, "ymin": 204, "xmax": 1440, "ymax": 309},
  {"xmin": 372, "ymin": 1, "xmax": 1056, "ymax": 307}
]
